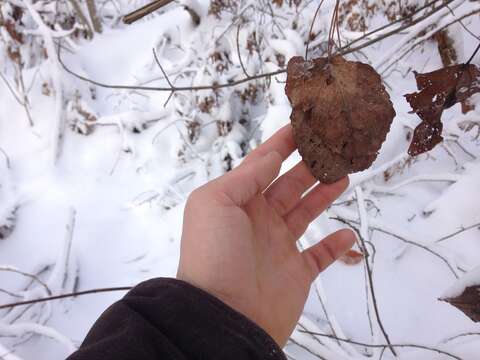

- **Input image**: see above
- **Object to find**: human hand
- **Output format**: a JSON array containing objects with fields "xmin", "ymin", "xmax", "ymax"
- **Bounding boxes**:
[{"xmin": 177, "ymin": 124, "xmax": 355, "ymax": 347}]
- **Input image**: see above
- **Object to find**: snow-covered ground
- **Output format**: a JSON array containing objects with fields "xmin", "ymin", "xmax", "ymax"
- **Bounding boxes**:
[{"xmin": 1, "ymin": 0, "xmax": 480, "ymax": 359}]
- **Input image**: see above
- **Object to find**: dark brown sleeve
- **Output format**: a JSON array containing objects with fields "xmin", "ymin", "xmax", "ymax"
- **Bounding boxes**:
[{"xmin": 67, "ymin": 278, "xmax": 286, "ymax": 360}]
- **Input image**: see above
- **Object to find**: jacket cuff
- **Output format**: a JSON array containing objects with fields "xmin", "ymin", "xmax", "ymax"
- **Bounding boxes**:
[{"xmin": 124, "ymin": 278, "xmax": 286, "ymax": 360}]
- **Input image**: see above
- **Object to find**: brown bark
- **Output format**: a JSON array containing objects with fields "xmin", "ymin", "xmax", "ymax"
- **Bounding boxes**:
[
  {"xmin": 123, "ymin": 0, "xmax": 175, "ymax": 24},
  {"xmin": 68, "ymin": 0, "xmax": 93, "ymax": 39},
  {"xmin": 86, "ymin": 0, "xmax": 103, "ymax": 34}
]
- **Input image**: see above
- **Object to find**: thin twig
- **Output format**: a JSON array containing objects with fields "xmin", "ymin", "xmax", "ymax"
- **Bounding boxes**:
[
  {"xmin": 0, "ymin": 72, "xmax": 23, "ymax": 106},
  {"xmin": 450, "ymin": 139, "xmax": 477, "ymax": 160},
  {"xmin": 332, "ymin": 217, "xmax": 461, "ymax": 278},
  {"xmin": 446, "ymin": 4, "xmax": 480, "ymax": 41},
  {"xmin": 0, "ymin": 147, "xmax": 11, "ymax": 169},
  {"xmin": 436, "ymin": 223, "xmax": 480, "ymax": 243},
  {"xmin": 58, "ymin": 45, "xmax": 285, "ymax": 92},
  {"xmin": 152, "ymin": 48, "xmax": 175, "ymax": 106},
  {"xmin": 381, "ymin": 9, "xmax": 480, "ymax": 75},
  {"xmin": 59, "ymin": 3, "xmax": 455, "ymax": 94},
  {"xmin": 336, "ymin": 211, "xmax": 397, "ymax": 356},
  {"xmin": 355, "ymin": 187, "xmax": 376, "ymax": 354},
  {"xmin": 304, "ymin": 0, "xmax": 327, "ymax": 60},
  {"xmin": 298, "ymin": 330, "xmax": 462, "ymax": 360},
  {"xmin": 0, "ymin": 289, "xmax": 22, "ymax": 299},
  {"xmin": 443, "ymin": 332, "xmax": 480, "ymax": 343},
  {"xmin": 345, "ymin": 0, "xmax": 455, "ymax": 61},
  {"xmin": 343, "ymin": 0, "xmax": 443, "ymax": 50},
  {"xmin": 0, "ymin": 287, "xmax": 133, "ymax": 311},
  {"xmin": 236, "ymin": 22, "xmax": 250, "ymax": 78},
  {"xmin": 288, "ymin": 337, "xmax": 328, "ymax": 360},
  {"xmin": 466, "ymin": 41, "xmax": 480, "ymax": 65},
  {"xmin": 0, "ymin": 267, "xmax": 52, "ymax": 296},
  {"xmin": 123, "ymin": 0, "xmax": 175, "ymax": 24}
]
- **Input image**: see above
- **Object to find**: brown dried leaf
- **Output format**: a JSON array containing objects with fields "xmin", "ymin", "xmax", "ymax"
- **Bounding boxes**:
[
  {"xmin": 339, "ymin": 249, "xmax": 364, "ymax": 265},
  {"xmin": 442, "ymin": 286, "xmax": 480, "ymax": 322},
  {"xmin": 405, "ymin": 64, "xmax": 480, "ymax": 156},
  {"xmin": 285, "ymin": 55, "xmax": 395, "ymax": 183}
]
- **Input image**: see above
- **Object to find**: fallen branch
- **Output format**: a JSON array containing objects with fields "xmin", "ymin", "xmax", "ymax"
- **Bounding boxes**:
[
  {"xmin": 0, "ymin": 287, "xmax": 132, "ymax": 311},
  {"xmin": 0, "ymin": 267, "xmax": 52, "ymax": 296},
  {"xmin": 57, "ymin": 44, "xmax": 285, "ymax": 93},
  {"xmin": 123, "ymin": 0, "xmax": 175, "ymax": 24},
  {"xmin": 298, "ymin": 330, "xmax": 462, "ymax": 360},
  {"xmin": 342, "ymin": 191, "xmax": 397, "ymax": 357},
  {"xmin": 0, "ymin": 147, "xmax": 11, "ymax": 169},
  {"xmin": 436, "ymin": 223, "xmax": 480, "ymax": 243},
  {"xmin": 59, "ymin": 2, "xmax": 462, "ymax": 95},
  {"xmin": 443, "ymin": 332, "xmax": 480, "ymax": 343}
]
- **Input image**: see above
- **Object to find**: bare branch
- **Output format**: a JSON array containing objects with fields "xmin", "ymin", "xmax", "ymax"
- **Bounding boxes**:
[
  {"xmin": 343, "ymin": 0, "xmax": 444, "ymax": 50},
  {"xmin": 86, "ymin": 0, "xmax": 103, "ymax": 34},
  {"xmin": 304, "ymin": 0, "xmax": 327, "ymax": 60},
  {"xmin": 298, "ymin": 330, "xmax": 462, "ymax": 360},
  {"xmin": 152, "ymin": 48, "xmax": 175, "ymax": 106},
  {"xmin": 381, "ymin": 8, "xmax": 480, "ymax": 75},
  {"xmin": 0, "ymin": 287, "xmax": 132, "ymax": 311},
  {"xmin": 436, "ymin": 223, "xmax": 480, "ymax": 243},
  {"xmin": 443, "ymin": 332, "xmax": 480, "ymax": 343},
  {"xmin": 288, "ymin": 337, "xmax": 328, "ymax": 360},
  {"xmin": 59, "ymin": 2, "xmax": 463, "ymax": 96},
  {"xmin": 123, "ymin": 0, "xmax": 175, "ymax": 25},
  {"xmin": 344, "ymin": 191, "xmax": 397, "ymax": 357},
  {"xmin": 236, "ymin": 23, "xmax": 250, "ymax": 78},
  {"xmin": 332, "ymin": 217, "xmax": 462, "ymax": 278},
  {"xmin": 57, "ymin": 44, "xmax": 285, "ymax": 93},
  {"xmin": 67, "ymin": 0, "xmax": 94, "ymax": 39},
  {"xmin": 0, "ymin": 267, "xmax": 52, "ymax": 296},
  {"xmin": 0, "ymin": 147, "xmax": 11, "ymax": 169}
]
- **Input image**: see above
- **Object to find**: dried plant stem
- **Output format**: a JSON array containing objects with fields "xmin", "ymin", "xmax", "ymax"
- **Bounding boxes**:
[
  {"xmin": 67, "ymin": 0, "xmax": 94, "ymax": 38},
  {"xmin": 0, "ymin": 147, "xmax": 11, "ymax": 169},
  {"xmin": 335, "ymin": 210, "xmax": 397, "ymax": 357},
  {"xmin": 123, "ymin": 0, "xmax": 175, "ymax": 24},
  {"xmin": 86, "ymin": 0, "xmax": 103, "ymax": 33},
  {"xmin": 304, "ymin": 0, "xmax": 327, "ymax": 60},
  {"xmin": 443, "ymin": 332, "xmax": 480, "ymax": 343},
  {"xmin": 0, "ymin": 267, "xmax": 52, "ymax": 296},
  {"xmin": 436, "ymin": 223, "xmax": 480, "ymax": 243},
  {"xmin": 0, "ymin": 287, "xmax": 133, "ymax": 311},
  {"xmin": 298, "ymin": 330, "xmax": 462, "ymax": 360},
  {"xmin": 60, "ymin": 0, "xmax": 462, "ymax": 95},
  {"xmin": 333, "ymin": 216, "xmax": 462, "ymax": 278},
  {"xmin": 58, "ymin": 45, "xmax": 285, "ymax": 93}
]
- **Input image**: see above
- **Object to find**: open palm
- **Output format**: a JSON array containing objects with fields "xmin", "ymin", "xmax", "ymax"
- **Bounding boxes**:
[{"xmin": 177, "ymin": 125, "xmax": 355, "ymax": 346}]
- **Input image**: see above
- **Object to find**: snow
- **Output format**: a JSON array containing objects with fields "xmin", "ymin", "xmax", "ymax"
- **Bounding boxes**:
[{"xmin": 1, "ymin": 0, "xmax": 480, "ymax": 359}]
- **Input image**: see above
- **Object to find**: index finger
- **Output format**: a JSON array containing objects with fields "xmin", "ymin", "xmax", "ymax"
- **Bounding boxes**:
[{"xmin": 243, "ymin": 124, "xmax": 296, "ymax": 163}]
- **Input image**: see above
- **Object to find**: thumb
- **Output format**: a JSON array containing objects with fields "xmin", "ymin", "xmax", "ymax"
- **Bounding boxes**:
[{"xmin": 212, "ymin": 151, "xmax": 283, "ymax": 206}]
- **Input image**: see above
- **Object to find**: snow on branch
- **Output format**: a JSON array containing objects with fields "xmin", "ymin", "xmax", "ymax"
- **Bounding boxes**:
[
  {"xmin": 0, "ymin": 322, "xmax": 76, "ymax": 353},
  {"xmin": 22, "ymin": 0, "xmax": 64, "ymax": 165}
]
